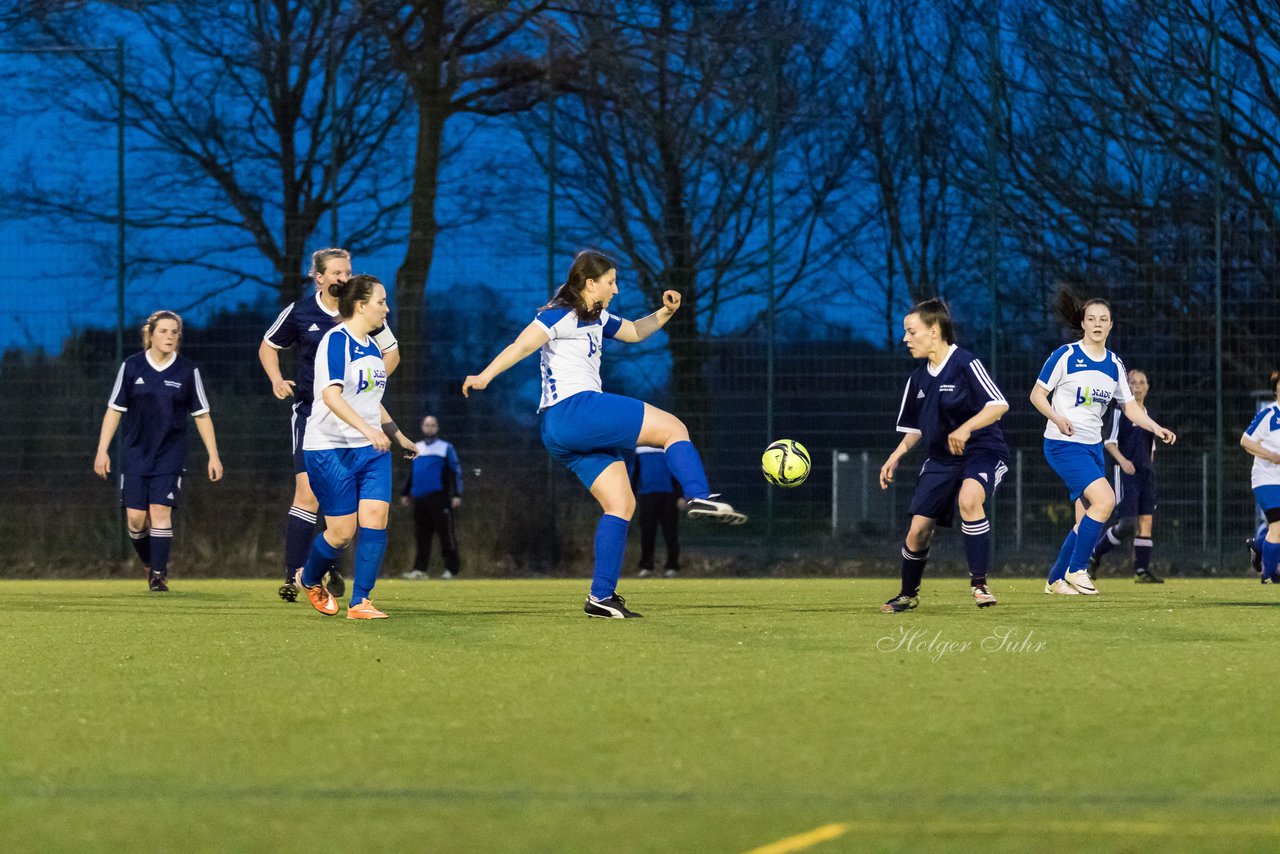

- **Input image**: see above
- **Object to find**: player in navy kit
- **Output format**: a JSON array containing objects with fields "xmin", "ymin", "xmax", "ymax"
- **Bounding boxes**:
[
  {"xmin": 259, "ymin": 249, "xmax": 400, "ymax": 602},
  {"xmin": 462, "ymin": 250, "xmax": 745, "ymax": 619},
  {"xmin": 878, "ymin": 299, "xmax": 1010, "ymax": 612},
  {"xmin": 1087, "ymin": 369, "xmax": 1164, "ymax": 583},
  {"xmin": 94, "ymin": 311, "xmax": 223, "ymax": 591}
]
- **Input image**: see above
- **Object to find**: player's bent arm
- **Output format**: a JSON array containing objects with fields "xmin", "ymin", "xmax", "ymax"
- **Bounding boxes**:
[
  {"xmin": 257, "ymin": 341, "xmax": 295, "ymax": 400},
  {"xmin": 1104, "ymin": 442, "xmax": 1129, "ymax": 466},
  {"xmin": 382, "ymin": 347, "xmax": 401, "ymax": 376},
  {"xmin": 616, "ymin": 291, "xmax": 681, "ymax": 343},
  {"xmin": 379, "ymin": 405, "xmax": 418, "ymax": 458},
  {"xmin": 880, "ymin": 433, "xmax": 921, "ymax": 489},
  {"xmin": 462, "ymin": 322, "xmax": 550, "ymax": 396},
  {"xmin": 956, "ymin": 402, "xmax": 1008, "ymax": 435},
  {"xmin": 94, "ymin": 408, "xmax": 123, "ymax": 478},
  {"xmin": 1123, "ymin": 400, "xmax": 1175, "ymax": 444},
  {"xmin": 321, "ymin": 385, "xmax": 389, "ymax": 451},
  {"xmin": 1241, "ymin": 435, "xmax": 1280, "ymax": 464},
  {"xmin": 1029, "ymin": 385, "xmax": 1070, "ymax": 434},
  {"xmin": 193, "ymin": 413, "xmax": 223, "ymax": 482}
]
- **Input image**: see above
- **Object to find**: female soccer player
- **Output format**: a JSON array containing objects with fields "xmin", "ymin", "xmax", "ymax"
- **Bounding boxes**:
[
  {"xmin": 1087, "ymin": 369, "xmax": 1164, "ymax": 582},
  {"xmin": 878, "ymin": 299, "xmax": 1010, "ymax": 613},
  {"xmin": 461, "ymin": 249, "xmax": 746, "ymax": 619},
  {"xmin": 1240, "ymin": 371, "xmax": 1280, "ymax": 584},
  {"xmin": 94, "ymin": 311, "xmax": 223, "ymax": 591},
  {"xmin": 259, "ymin": 248, "xmax": 401, "ymax": 602},
  {"xmin": 294, "ymin": 274, "xmax": 417, "ymax": 620},
  {"xmin": 1031, "ymin": 291, "xmax": 1176, "ymax": 595}
]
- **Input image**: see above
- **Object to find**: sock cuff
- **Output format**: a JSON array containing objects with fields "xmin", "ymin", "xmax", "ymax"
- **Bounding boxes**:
[
  {"xmin": 902, "ymin": 546, "xmax": 929, "ymax": 561},
  {"xmin": 357, "ymin": 526, "xmax": 388, "ymax": 543},
  {"xmin": 128, "ymin": 528, "xmax": 150, "ymax": 540},
  {"xmin": 314, "ymin": 534, "xmax": 344, "ymax": 559},
  {"xmin": 1134, "ymin": 537, "xmax": 1153, "ymax": 547},
  {"xmin": 150, "ymin": 527, "xmax": 173, "ymax": 537},
  {"xmin": 1106, "ymin": 528, "xmax": 1123, "ymax": 545},
  {"xmin": 289, "ymin": 506, "xmax": 318, "ymax": 524},
  {"xmin": 599, "ymin": 514, "xmax": 631, "ymax": 532},
  {"xmin": 960, "ymin": 519, "xmax": 990, "ymax": 535}
]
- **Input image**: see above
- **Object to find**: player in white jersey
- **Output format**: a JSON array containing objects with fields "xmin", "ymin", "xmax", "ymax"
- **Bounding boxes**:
[
  {"xmin": 294, "ymin": 275, "xmax": 417, "ymax": 620},
  {"xmin": 462, "ymin": 250, "xmax": 745, "ymax": 619},
  {"xmin": 1030, "ymin": 290, "xmax": 1176, "ymax": 595},
  {"xmin": 1240, "ymin": 370, "xmax": 1280, "ymax": 583}
]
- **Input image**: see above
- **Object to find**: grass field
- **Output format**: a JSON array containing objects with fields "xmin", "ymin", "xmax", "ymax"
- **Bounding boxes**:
[{"xmin": 3, "ymin": 577, "xmax": 1279, "ymax": 853}]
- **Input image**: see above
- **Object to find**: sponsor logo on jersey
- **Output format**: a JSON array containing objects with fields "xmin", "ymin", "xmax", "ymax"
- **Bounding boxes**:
[
  {"xmin": 355, "ymin": 367, "xmax": 387, "ymax": 393},
  {"xmin": 164, "ymin": 380, "xmax": 182, "ymax": 388},
  {"xmin": 1074, "ymin": 385, "xmax": 1113, "ymax": 407},
  {"xmin": 940, "ymin": 384, "xmax": 956, "ymax": 392}
]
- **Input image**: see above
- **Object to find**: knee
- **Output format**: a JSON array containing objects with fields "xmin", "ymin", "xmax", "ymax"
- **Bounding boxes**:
[
  {"xmin": 666, "ymin": 417, "xmax": 690, "ymax": 444},
  {"xmin": 325, "ymin": 525, "xmax": 356, "ymax": 548},
  {"xmin": 294, "ymin": 495, "xmax": 319, "ymax": 512},
  {"xmin": 958, "ymin": 493, "xmax": 985, "ymax": 518},
  {"xmin": 905, "ymin": 523, "xmax": 934, "ymax": 552},
  {"xmin": 125, "ymin": 511, "xmax": 149, "ymax": 532}
]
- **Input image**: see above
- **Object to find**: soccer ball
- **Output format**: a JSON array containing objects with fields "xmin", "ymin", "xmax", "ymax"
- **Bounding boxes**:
[{"xmin": 761, "ymin": 439, "xmax": 810, "ymax": 487}]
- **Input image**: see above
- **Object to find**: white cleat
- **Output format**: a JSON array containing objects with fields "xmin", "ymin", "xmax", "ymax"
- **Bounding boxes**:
[
  {"xmin": 1063, "ymin": 569, "xmax": 1099, "ymax": 595},
  {"xmin": 684, "ymin": 495, "xmax": 747, "ymax": 526},
  {"xmin": 1044, "ymin": 579, "xmax": 1080, "ymax": 595}
]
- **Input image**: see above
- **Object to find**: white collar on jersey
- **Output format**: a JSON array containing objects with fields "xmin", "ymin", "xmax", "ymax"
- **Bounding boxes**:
[
  {"xmin": 314, "ymin": 290, "xmax": 339, "ymax": 318},
  {"xmin": 145, "ymin": 350, "xmax": 177, "ymax": 372},
  {"xmin": 927, "ymin": 343, "xmax": 958, "ymax": 377}
]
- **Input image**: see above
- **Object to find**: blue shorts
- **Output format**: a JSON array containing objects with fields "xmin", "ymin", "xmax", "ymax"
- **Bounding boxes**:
[
  {"xmin": 304, "ymin": 446, "xmax": 392, "ymax": 516},
  {"xmin": 291, "ymin": 405, "xmax": 310, "ymax": 475},
  {"xmin": 120, "ymin": 473, "xmax": 182, "ymax": 511},
  {"xmin": 1044, "ymin": 439, "xmax": 1106, "ymax": 502},
  {"xmin": 1114, "ymin": 467, "xmax": 1157, "ymax": 517},
  {"xmin": 1254, "ymin": 485, "xmax": 1280, "ymax": 515},
  {"xmin": 540, "ymin": 391, "xmax": 646, "ymax": 488},
  {"xmin": 907, "ymin": 452, "xmax": 1009, "ymax": 528}
]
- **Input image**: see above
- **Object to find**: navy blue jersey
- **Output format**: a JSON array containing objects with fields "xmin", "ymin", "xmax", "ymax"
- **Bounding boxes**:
[
  {"xmin": 108, "ymin": 351, "xmax": 210, "ymax": 476},
  {"xmin": 895, "ymin": 345, "xmax": 1009, "ymax": 462},
  {"xmin": 630, "ymin": 447, "xmax": 680, "ymax": 495},
  {"xmin": 263, "ymin": 291, "xmax": 398, "ymax": 412},
  {"xmin": 404, "ymin": 439, "xmax": 463, "ymax": 498},
  {"xmin": 1106, "ymin": 405, "xmax": 1155, "ymax": 472}
]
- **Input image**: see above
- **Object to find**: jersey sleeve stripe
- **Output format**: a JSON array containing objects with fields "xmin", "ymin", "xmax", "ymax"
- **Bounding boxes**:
[
  {"xmin": 895, "ymin": 378, "xmax": 915, "ymax": 431},
  {"xmin": 263, "ymin": 304, "xmax": 294, "ymax": 345},
  {"xmin": 969, "ymin": 360, "xmax": 1006, "ymax": 403},
  {"xmin": 191, "ymin": 367, "xmax": 211, "ymax": 415},
  {"xmin": 107, "ymin": 362, "xmax": 128, "ymax": 411},
  {"xmin": 1107, "ymin": 409, "xmax": 1121, "ymax": 444}
]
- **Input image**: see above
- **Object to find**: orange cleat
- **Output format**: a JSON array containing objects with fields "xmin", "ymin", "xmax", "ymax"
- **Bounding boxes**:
[
  {"xmin": 294, "ymin": 568, "xmax": 339, "ymax": 616},
  {"xmin": 346, "ymin": 598, "xmax": 388, "ymax": 620}
]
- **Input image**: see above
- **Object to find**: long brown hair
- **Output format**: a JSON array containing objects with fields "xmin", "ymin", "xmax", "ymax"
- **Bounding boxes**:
[
  {"xmin": 1054, "ymin": 284, "xmax": 1112, "ymax": 332},
  {"xmin": 542, "ymin": 249, "xmax": 615, "ymax": 322},
  {"xmin": 141, "ymin": 310, "xmax": 183, "ymax": 350}
]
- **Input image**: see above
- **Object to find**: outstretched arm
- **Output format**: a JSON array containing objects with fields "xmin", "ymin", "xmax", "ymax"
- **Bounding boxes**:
[
  {"xmin": 1123, "ymin": 400, "xmax": 1176, "ymax": 445},
  {"xmin": 462, "ymin": 322, "xmax": 551, "ymax": 397},
  {"xmin": 613, "ymin": 291, "xmax": 681, "ymax": 343}
]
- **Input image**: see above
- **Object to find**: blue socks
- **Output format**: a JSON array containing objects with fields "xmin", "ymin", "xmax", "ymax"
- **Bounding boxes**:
[
  {"xmin": 285, "ymin": 507, "xmax": 318, "ymax": 581},
  {"xmin": 590, "ymin": 514, "xmax": 631, "ymax": 600},
  {"xmin": 1069, "ymin": 516, "xmax": 1105, "ymax": 574},
  {"xmin": 301, "ymin": 533, "xmax": 343, "ymax": 588},
  {"xmin": 665, "ymin": 440, "xmax": 711, "ymax": 500},
  {"xmin": 961, "ymin": 518, "xmax": 991, "ymax": 586},
  {"xmin": 150, "ymin": 526, "xmax": 173, "ymax": 577},
  {"xmin": 351, "ymin": 527, "xmax": 388, "ymax": 606},
  {"xmin": 1048, "ymin": 529, "xmax": 1077, "ymax": 583},
  {"xmin": 1263, "ymin": 539, "xmax": 1280, "ymax": 581}
]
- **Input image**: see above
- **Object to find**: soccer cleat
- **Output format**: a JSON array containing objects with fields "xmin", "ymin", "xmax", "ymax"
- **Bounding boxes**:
[
  {"xmin": 1063, "ymin": 569, "xmax": 1098, "ymax": 595},
  {"xmin": 972, "ymin": 585, "xmax": 997, "ymax": 608},
  {"xmin": 148, "ymin": 570, "xmax": 169, "ymax": 593},
  {"xmin": 1248, "ymin": 538, "xmax": 1263, "ymax": 574},
  {"xmin": 294, "ymin": 568, "xmax": 339, "ymax": 616},
  {"xmin": 637, "ymin": 568, "xmax": 653, "ymax": 578},
  {"xmin": 685, "ymin": 495, "xmax": 747, "ymax": 525},
  {"xmin": 880, "ymin": 594, "xmax": 919, "ymax": 613},
  {"xmin": 664, "ymin": 569, "xmax": 679, "ymax": 579},
  {"xmin": 325, "ymin": 569, "xmax": 345, "ymax": 598},
  {"xmin": 1134, "ymin": 570, "xmax": 1164, "ymax": 584},
  {"xmin": 401, "ymin": 570, "xmax": 426, "ymax": 580},
  {"xmin": 278, "ymin": 581, "xmax": 299, "ymax": 602},
  {"xmin": 1044, "ymin": 579, "xmax": 1079, "ymax": 595},
  {"xmin": 347, "ymin": 598, "xmax": 389, "ymax": 619},
  {"xmin": 584, "ymin": 594, "xmax": 643, "ymax": 619},
  {"xmin": 1086, "ymin": 553, "xmax": 1101, "ymax": 580},
  {"xmin": 440, "ymin": 570, "xmax": 455, "ymax": 580}
]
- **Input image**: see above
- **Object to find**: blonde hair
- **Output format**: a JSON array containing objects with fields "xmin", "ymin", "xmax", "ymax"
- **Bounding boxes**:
[
  {"xmin": 309, "ymin": 248, "xmax": 351, "ymax": 279},
  {"xmin": 141, "ymin": 310, "xmax": 183, "ymax": 350}
]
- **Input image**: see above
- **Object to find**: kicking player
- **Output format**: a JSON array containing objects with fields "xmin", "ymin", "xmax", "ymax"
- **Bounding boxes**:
[
  {"xmin": 1240, "ymin": 370, "xmax": 1280, "ymax": 584},
  {"xmin": 1088, "ymin": 369, "xmax": 1163, "ymax": 583},
  {"xmin": 879, "ymin": 299, "xmax": 1010, "ymax": 613},
  {"xmin": 259, "ymin": 248, "xmax": 401, "ymax": 602},
  {"xmin": 94, "ymin": 310, "xmax": 223, "ymax": 591},
  {"xmin": 1031, "ymin": 290, "xmax": 1176, "ymax": 596},
  {"xmin": 462, "ymin": 249, "xmax": 746, "ymax": 619},
  {"xmin": 294, "ymin": 275, "xmax": 418, "ymax": 620}
]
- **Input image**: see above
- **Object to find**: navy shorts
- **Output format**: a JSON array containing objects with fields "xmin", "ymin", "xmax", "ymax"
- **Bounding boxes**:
[
  {"xmin": 120, "ymin": 473, "xmax": 182, "ymax": 511},
  {"xmin": 291, "ymin": 405, "xmax": 310, "ymax": 475},
  {"xmin": 1044, "ymin": 439, "xmax": 1106, "ymax": 502},
  {"xmin": 540, "ymin": 391, "xmax": 646, "ymax": 489},
  {"xmin": 1114, "ymin": 467, "xmax": 1157, "ymax": 517},
  {"xmin": 304, "ymin": 445, "xmax": 392, "ymax": 516},
  {"xmin": 906, "ymin": 452, "xmax": 1008, "ymax": 528}
]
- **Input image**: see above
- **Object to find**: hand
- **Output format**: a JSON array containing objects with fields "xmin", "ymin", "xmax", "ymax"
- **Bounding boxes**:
[
  {"xmin": 661, "ymin": 290, "xmax": 681, "ymax": 313},
  {"xmin": 461, "ymin": 374, "xmax": 488, "ymax": 398},
  {"xmin": 366, "ymin": 427, "xmax": 391, "ymax": 453},
  {"xmin": 1269, "ymin": 453, "xmax": 1280, "ymax": 465},
  {"xmin": 1118, "ymin": 459, "xmax": 1136, "ymax": 475},
  {"xmin": 397, "ymin": 433, "xmax": 419, "ymax": 459},
  {"xmin": 271, "ymin": 379, "xmax": 296, "ymax": 400},
  {"xmin": 879, "ymin": 457, "xmax": 899, "ymax": 490},
  {"xmin": 451, "ymin": 497, "xmax": 462, "ymax": 510},
  {"xmin": 94, "ymin": 451, "xmax": 111, "ymax": 480},
  {"xmin": 208, "ymin": 457, "xmax": 224, "ymax": 482},
  {"xmin": 1054, "ymin": 415, "xmax": 1074, "ymax": 437},
  {"xmin": 1157, "ymin": 427, "xmax": 1177, "ymax": 446},
  {"xmin": 947, "ymin": 427, "xmax": 972, "ymax": 456},
  {"xmin": 399, "ymin": 496, "xmax": 411, "ymax": 508}
]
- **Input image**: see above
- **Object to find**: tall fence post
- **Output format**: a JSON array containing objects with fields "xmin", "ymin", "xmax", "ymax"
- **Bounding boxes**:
[{"xmin": 1015, "ymin": 449, "xmax": 1023, "ymax": 552}]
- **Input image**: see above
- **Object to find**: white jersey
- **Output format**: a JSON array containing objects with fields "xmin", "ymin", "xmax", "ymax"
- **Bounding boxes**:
[
  {"xmin": 534, "ymin": 306, "xmax": 623, "ymax": 412},
  {"xmin": 1036, "ymin": 342, "xmax": 1133, "ymax": 445},
  {"xmin": 303, "ymin": 323, "xmax": 387, "ymax": 450},
  {"xmin": 1244, "ymin": 403, "xmax": 1280, "ymax": 488}
]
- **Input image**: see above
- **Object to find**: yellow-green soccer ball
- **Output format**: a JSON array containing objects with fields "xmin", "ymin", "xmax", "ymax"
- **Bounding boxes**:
[{"xmin": 761, "ymin": 439, "xmax": 811, "ymax": 488}]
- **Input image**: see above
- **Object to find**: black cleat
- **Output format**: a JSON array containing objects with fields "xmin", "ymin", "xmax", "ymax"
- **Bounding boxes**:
[
  {"xmin": 278, "ymin": 582, "xmax": 299, "ymax": 602},
  {"xmin": 148, "ymin": 570, "xmax": 169, "ymax": 593},
  {"xmin": 1087, "ymin": 553, "xmax": 1101, "ymax": 580},
  {"xmin": 1248, "ymin": 538, "xmax": 1263, "ymax": 574},
  {"xmin": 325, "ymin": 569, "xmax": 345, "ymax": 598},
  {"xmin": 880, "ymin": 594, "xmax": 919, "ymax": 613},
  {"xmin": 584, "ymin": 594, "xmax": 643, "ymax": 619},
  {"xmin": 684, "ymin": 495, "xmax": 747, "ymax": 525},
  {"xmin": 1134, "ymin": 570, "xmax": 1164, "ymax": 584}
]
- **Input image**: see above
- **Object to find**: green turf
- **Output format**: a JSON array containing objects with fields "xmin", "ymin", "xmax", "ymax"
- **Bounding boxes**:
[{"xmin": 2, "ymin": 577, "xmax": 1279, "ymax": 853}]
